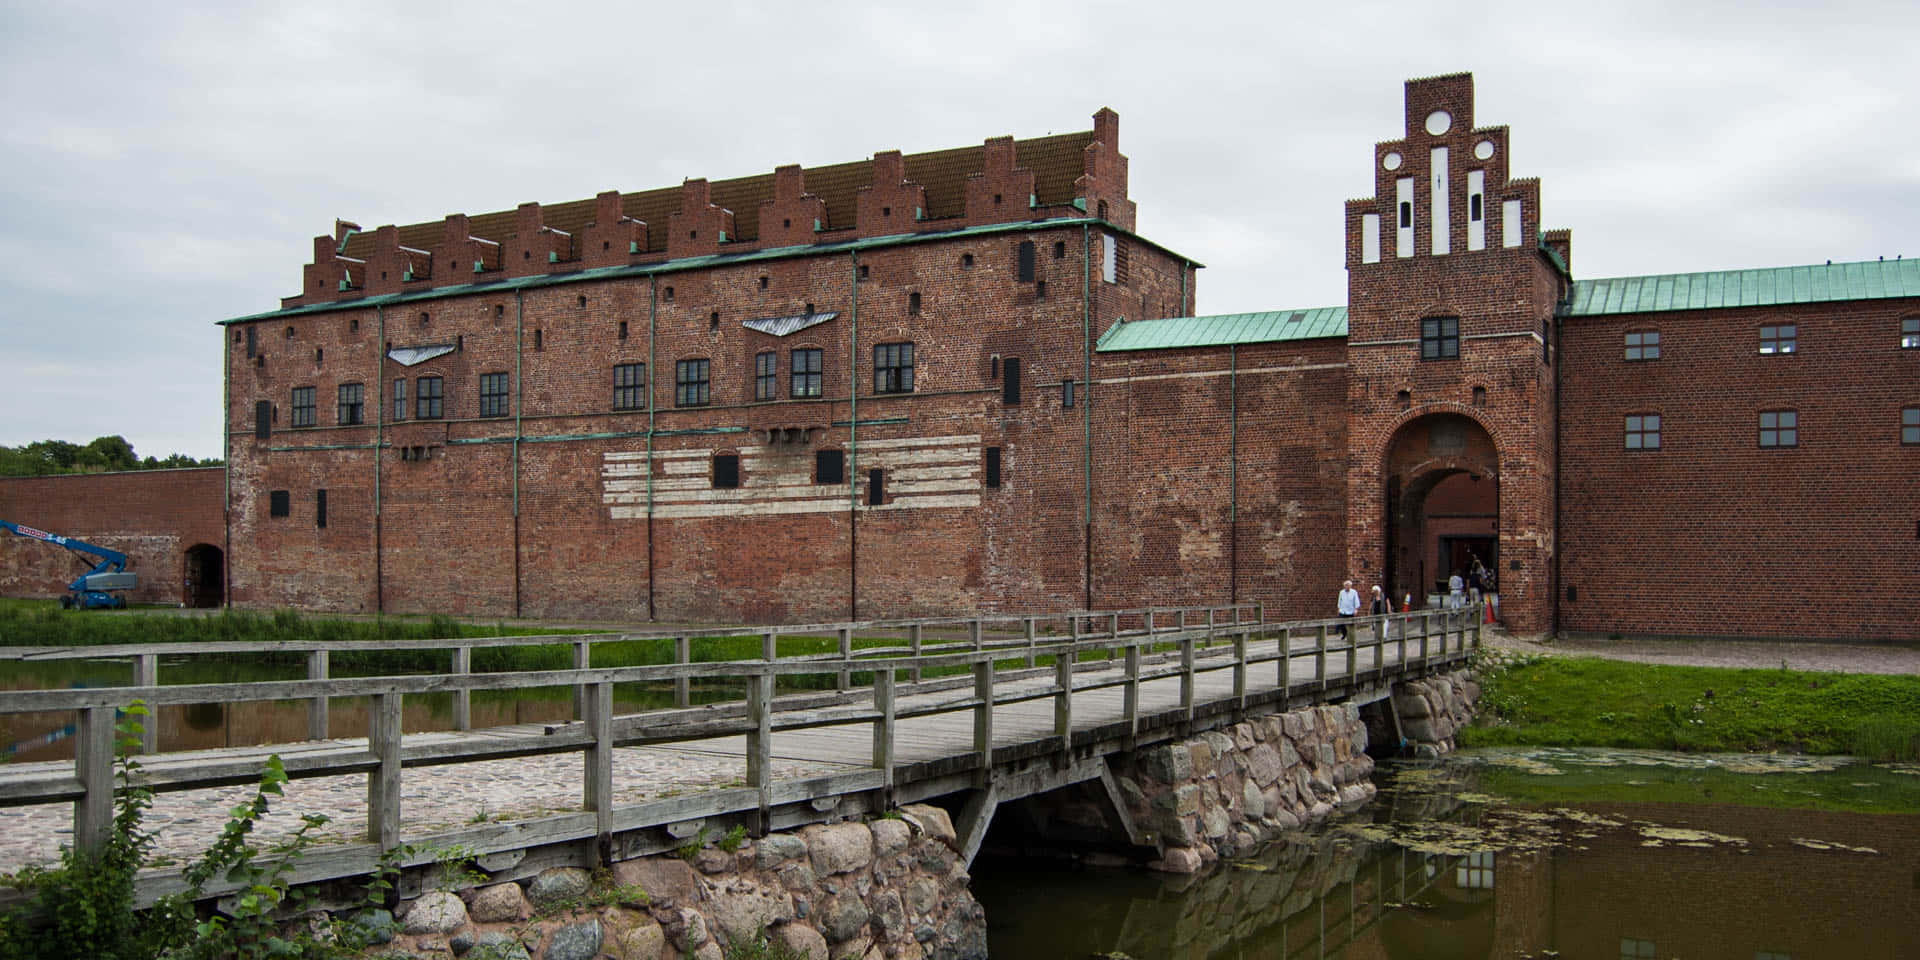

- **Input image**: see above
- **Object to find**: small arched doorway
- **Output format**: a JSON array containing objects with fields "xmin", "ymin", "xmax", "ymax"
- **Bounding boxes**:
[
  {"xmin": 182, "ymin": 544, "xmax": 224, "ymax": 608},
  {"xmin": 1382, "ymin": 413, "xmax": 1499, "ymax": 608}
]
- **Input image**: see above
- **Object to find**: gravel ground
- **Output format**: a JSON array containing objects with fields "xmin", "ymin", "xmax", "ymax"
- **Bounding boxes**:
[{"xmin": 1483, "ymin": 627, "xmax": 1920, "ymax": 675}]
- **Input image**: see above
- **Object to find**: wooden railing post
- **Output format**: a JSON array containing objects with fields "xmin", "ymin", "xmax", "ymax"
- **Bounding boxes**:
[
  {"xmin": 1054, "ymin": 645, "xmax": 1074, "ymax": 757},
  {"xmin": 451, "ymin": 646, "xmax": 472, "ymax": 731},
  {"xmin": 1180, "ymin": 634, "xmax": 1196, "ymax": 720},
  {"xmin": 1473, "ymin": 603, "xmax": 1484, "ymax": 652},
  {"xmin": 1107, "ymin": 613, "xmax": 1119, "ymax": 661},
  {"xmin": 132, "ymin": 654, "xmax": 158, "ymax": 754},
  {"xmin": 1233, "ymin": 629, "xmax": 1248, "ymax": 713},
  {"xmin": 910, "ymin": 623, "xmax": 924, "ymax": 683},
  {"xmin": 1315, "ymin": 625, "xmax": 1330, "ymax": 693},
  {"xmin": 1206, "ymin": 607, "xmax": 1217, "ymax": 647},
  {"xmin": 368, "ymin": 692, "xmax": 402, "ymax": 851},
  {"xmin": 1419, "ymin": 612, "xmax": 1432, "ymax": 675},
  {"xmin": 1022, "ymin": 618, "xmax": 1036, "ymax": 669},
  {"xmin": 674, "ymin": 636, "xmax": 691, "ymax": 708},
  {"xmin": 1278, "ymin": 626, "xmax": 1292, "ymax": 698},
  {"xmin": 307, "ymin": 650, "xmax": 329, "ymax": 741},
  {"xmin": 1374, "ymin": 617, "xmax": 1387, "ymax": 680},
  {"xmin": 872, "ymin": 667, "xmax": 895, "ymax": 789},
  {"xmin": 74, "ymin": 705, "xmax": 115, "ymax": 856},
  {"xmin": 584, "ymin": 681, "xmax": 614, "ymax": 846},
  {"xmin": 837, "ymin": 627, "xmax": 853, "ymax": 692},
  {"xmin": 1347, "ymin": 619, "xmax": 1360, "ymax": 685},
  {"xmin": 969, "ymin": 618, "xmax": 982, "ymax": 652},
  {"xmin": 571, "ymin": 640, "xmax": 591, "ymax": 721},
  {"xmin": 1124, "ymin": 642, "xmax": 1141, "ymax": 744},
  {"xmin": 973, "ymin": 658, "xmax": 994, "ymax": 778},
  {"xmin": 746, "ymin": 665, "xmax": 773, "ymax": 806}
]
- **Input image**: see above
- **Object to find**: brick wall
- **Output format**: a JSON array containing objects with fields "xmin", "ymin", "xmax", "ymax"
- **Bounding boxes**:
[{"xmin": 0, "ymin": 468, "xmax": 224, "ymax": 606}]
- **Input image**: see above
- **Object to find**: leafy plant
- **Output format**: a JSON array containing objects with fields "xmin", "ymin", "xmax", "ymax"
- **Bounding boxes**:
[{"xmin": 716, "ymin": 825, "xmax": 749, "ymax": 853}]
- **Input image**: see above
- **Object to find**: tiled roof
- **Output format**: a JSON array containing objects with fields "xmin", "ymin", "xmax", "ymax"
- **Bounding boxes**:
[
  {"xmin": 339, "ymin": 132, "xmax": 1095, "ymax": 260},
  {"xmin": 1095, "ymin": 307, "xmax": 1348, "ymax": 352},
  {"xmin": 1568, "ymin": 257, "xmax": 1920, "ymax": 316}
]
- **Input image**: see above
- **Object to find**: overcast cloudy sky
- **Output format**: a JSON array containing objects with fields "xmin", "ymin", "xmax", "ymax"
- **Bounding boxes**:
[{"xmin": 2, "ymin": 0, "xmax": 1913, "ymax": 461}]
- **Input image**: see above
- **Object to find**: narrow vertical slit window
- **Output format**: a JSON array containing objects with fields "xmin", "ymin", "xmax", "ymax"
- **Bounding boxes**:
[
  {"xmin": 316, "ymin": 489, "xmax": 327, "ymax": 529},
  {"xmin": 1063, "ymin": 378, "xmax": 1076, "ymax": 409},
  {"xmin": 254, "ymin": 400, "xmax": 271, "ymax": 439},
  {"xmin": 392, "ymin": 379, "xmax": 406, "ymax": 421},
  {"xmin": 1002, "ymin": 357, "xmax": 1021, "ymax": 405},
  {"xmin": 984, "ymin": 446, "xmax": 1001, "ymax": 488},
  {"xmin": 867, "ymin": 468, "xmax": 884, "ymax": 506},
  {"xmin": 1017, "ymin": 241, "xmax": 1035, "ymax": 282}
]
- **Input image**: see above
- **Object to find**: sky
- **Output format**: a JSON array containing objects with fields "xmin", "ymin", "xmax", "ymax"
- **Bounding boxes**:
[{"xmin": 1, "ymin": 0, "xmax": 1914, "ymax": 462}]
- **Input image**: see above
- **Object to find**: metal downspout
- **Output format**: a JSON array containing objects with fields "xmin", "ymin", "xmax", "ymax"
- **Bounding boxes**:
[
  {"xmin": 374, "ymin": 305, "xmax": 385, "ymax": 615},
  {"xmin": 512, "ymin": 291, "xmax": 524, "ymax": 618},
  {"xmin": 848, "ymin": 251, "xmax": 860, "ymax": 621},
  {"xmin": 221, "ymin": 319, "xmax": 231, "ymax": 609},
  {"xmin": 647, "ymin": 277, "xmax": 657, "ymax": 621},
  {"xmin": 1081, "ymin": 224, "xmax": 1093, "ymax": 612},
  {"xmin": 1552, "ymin": 300, "xmax": 1567, "ymax": 639},
  {"xmin": 1230, "ymin": 344, "xmax": 1238, "ymax": 604}
]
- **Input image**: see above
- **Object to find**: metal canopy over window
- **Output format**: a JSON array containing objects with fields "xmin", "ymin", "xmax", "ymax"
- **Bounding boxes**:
[
  {"xmin": 387, "ymin": 344, "xmax": 457, "ymax": 366},
  {"xmin": 741, "ymin": 311, "xmax": 838, "ymax": 338}
]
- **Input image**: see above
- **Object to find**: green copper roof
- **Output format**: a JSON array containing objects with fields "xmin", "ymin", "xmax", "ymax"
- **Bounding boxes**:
[
  {"xmin": 1095, "ymin": 306, "xmax": 1347, "ymax": 352},
  {"xmin": 1568, "ymin": 257, "xmax": 1920, "ymax": 317}
]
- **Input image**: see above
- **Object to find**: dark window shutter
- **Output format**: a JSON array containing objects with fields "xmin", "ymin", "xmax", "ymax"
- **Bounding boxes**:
[
  {"xmin": 867, "ymin": 468, "xmax": 884, "ymax": 506},
  {"xmin": 1002, "ymin": 357, "xmax": 1021, "ymax": 405},
  {"xmin": 255, "ymin": 400, "xmax": 271, "ymax": 439},
  {"xmin": 1017, "ymin": 241, "xmax": 1035, "ymax": 282},
  {"xmin": 268, "ymin": 490, "xmax": 290, "ymax": 517},
  {"xmin": 985, "ymin": 447, "xmax": 1001, "ymax": 488},
  {"xmin": 245, "ymin": 325, "xmax": 256, "ymax": 358},
  {"xmin": 816, "ymin": 449, "xmax": 845, "ymax": 485},
  {"xmin": 316, "ymin": 489, "xmax": 327, "ymax": 528},
  {"xmin": 713, "ymin": 454, "xmax": 740, "ymax": 489}
]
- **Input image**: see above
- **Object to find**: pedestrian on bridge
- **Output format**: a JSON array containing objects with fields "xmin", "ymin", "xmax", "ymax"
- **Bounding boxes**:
[{"xmin": 1336, "ymin": 579, "xmax": 1360, "ymax": 636}]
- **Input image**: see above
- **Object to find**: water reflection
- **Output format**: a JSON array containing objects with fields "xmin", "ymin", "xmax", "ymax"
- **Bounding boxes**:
[{"xmin": 975, "ymin": 749, "xmax": 1920, "ymax": 959}]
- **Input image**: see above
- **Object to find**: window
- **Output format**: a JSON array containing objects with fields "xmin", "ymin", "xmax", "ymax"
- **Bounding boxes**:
[
  {"xmin": 1902, "ymin": 407, "xmax": 1919, "ymax": 445},
  {"xmin": 1619, "ymin": 939, "xmax": 1655, "ymax": 960},
  {"xmin": 1760, "ymin": 323, "xmax": 1796, "ymax": 354},
  {"xmin": 416, "ymin": 376, "xmax": 443, "ymax": 419},
  {"xmin": 614, "ymin": 363, "xmax": 646, "ymax": 411},
  {"xmin": 874, "ymin": 342, "xmax": 914, "ymax": 394},
  {"xmin": 1053, "ymin": 240, "xmax": 1065, "ymax": 259},
  {"xmin": 392, "ymin": 379, "xmax": 407, "ymax": 421},
  {"xmin": 984, "ymin": 446, "xmax": 1001, "ymax": 488},
  {"xmin": 290, "ymin": 387, "xmax": 316, "ymax": 427},
  {"xmin": 1063, "ymin": 378, "xmax": 1076, "ymax": 408},
  {"xmin": 908, "ymin": 292, "xmax": 921, "ymax": 315},
  {"xmin": 712, "ymin": 454, "xmax": 739, "ymax": 489},
  {"xmin": 1625, "ymin": 414, "xmax": 1661, "ymax": 450},
  {"xmin": 1759, "ymin": 410, "xmax": 1797, "ymax": 448},
  {"xmin": 268, "ymin": 490, "xmax": 290, "ymax": 518},
  {"xmin": 675, "ymin": 359, "xmax": 710, "ymax": 407},
  {"xmin": 791, "ymin": 348, "xmax": 822, "ymax": 398},
  {"xmin": 338, "ymin": 383, "xmax": 364, "ymax": 425},
  {"xmin": 254, "ymin": 400, "xmax": 271, "ymax": 439},
  {"xmin": 478, "ymin": 372, "xmax": 509, "ymax": 417},
  {"xmin": 1002, "ymin": 357, "xmax": 1021, "ymax": 404},
  {"xmin": 1903, "ymin": 316, "xmax": 1919, "ymax": 348},
  {"xmin": 815, "ymin": 449, "xmax": 844, "ymax": 484},
  {"xmin": 867, "ymin": 468, "xmax": 884, "ymax": 505},
  {"xmin": 315, "ymin": 489, "xmax": 327, "ymax": 529},
  {"xmin": 1455, "ymin": 851, "xmax": 1493, "ymax": 889},
  {"xmin": 1017, "ymin": 241, "xmax": 1035, "ymax": 282},
  {"xmin": 1421, "ymin": 317, "xmax": 1460, "ymax": 360},
  {"xmin": 755, "ymin": 351, "xmax": 777, "ymax": 401},
  {"xmin": 1625, "ymin": 330, "xmax": 1660, "ymax": 361}
]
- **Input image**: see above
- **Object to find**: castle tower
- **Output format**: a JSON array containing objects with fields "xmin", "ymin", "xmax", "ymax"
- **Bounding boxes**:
[{"xmin": 1341, "ymin": 73, "xmax": 1566, "ymax": 632}]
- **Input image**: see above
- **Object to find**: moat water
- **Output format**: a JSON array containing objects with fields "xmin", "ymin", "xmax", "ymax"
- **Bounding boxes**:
[{"xmin": 973, "ymin": 748, "xmax": 1920, "ymax": 959}]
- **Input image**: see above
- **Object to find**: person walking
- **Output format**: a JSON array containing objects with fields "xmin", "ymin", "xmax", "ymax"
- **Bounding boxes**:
[
  {"xmin": 1368, "ymin": 584, "xmax": 1392, "ymax": 641},
  {"xmin": 1337, "ymin": 579, "xmax": 1360, "ymax": 636},
  {"xmin": 1447, "ymin": 570, "xmax": 1466, "ymax": 610}
]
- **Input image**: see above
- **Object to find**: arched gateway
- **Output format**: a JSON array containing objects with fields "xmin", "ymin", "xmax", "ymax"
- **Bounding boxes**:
[{"xmin": 1381, "ymin": 413, "xmax": 1498, "ymax": 608}]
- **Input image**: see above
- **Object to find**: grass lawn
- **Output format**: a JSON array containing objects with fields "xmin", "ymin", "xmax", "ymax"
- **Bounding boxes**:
[{"xmin": 1460, "ymin": 650, "xmax": 1920, "ymax": 761}]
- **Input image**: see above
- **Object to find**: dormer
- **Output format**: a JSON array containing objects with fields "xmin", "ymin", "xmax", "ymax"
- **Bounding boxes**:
[
  {"xmin": 964, "ymin": 137, "xmax": 1036, "ymax": 225},
  {"xmin": 580, "ymin": 190, "xmax": 647, "ymax": 268},
  {"xmin": 431, "ymin": 213, "xmax": 502, "ymax": 278},
  {"xmin": 506, "ymin": 202, "xmax": 573, "ymax": 277},
  {"xmin": 855, "ymin": 151, "xmax": 927, "ymax": 236},
  {"xmin": 365, "ymin": 225, "xmax": 432, "ymax": 295},
  {"xmin": 297, "ymin": 221, "xmax": 365, "ymax": 303},
  {"xmin": 758, "ymin": 166, "xmax": 828, "ymax": 248},
  {"xmin": 667, "ymin": 179, "xmax": 735, "ymax": 259},
  {"xmin": 1074, "ymin": 108, "xmax": 1135, "ymax": 231}
]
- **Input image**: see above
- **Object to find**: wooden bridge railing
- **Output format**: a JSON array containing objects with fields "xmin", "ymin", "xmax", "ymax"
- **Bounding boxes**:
[{"xmin": 0, "ymin": 602, "xmax": 1481, "ymax": 885}]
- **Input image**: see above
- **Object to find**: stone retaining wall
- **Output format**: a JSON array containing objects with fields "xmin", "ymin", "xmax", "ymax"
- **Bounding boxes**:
[
  {"xmin": 1110, "ymin": 703, "xmax": 1379, "ymax": 874},
  {"xmin": 1390, "ymin": 671, "xmax": 1481, "ymax": 756},
  {"xmin": 332, "ymin": 804, "xmax": 984, "ymax": 960}
]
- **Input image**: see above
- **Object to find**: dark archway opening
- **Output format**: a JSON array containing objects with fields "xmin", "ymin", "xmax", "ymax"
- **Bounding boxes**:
[
  {"xmin": 183, "ymin": 543, "xmax": 224, "ymax": 608},
  {"xmin": 1383, "ymin": 414, "xmax": 1498, "ymax": 609}
]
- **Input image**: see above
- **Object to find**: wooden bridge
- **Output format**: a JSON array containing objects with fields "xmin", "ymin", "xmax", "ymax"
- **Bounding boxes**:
[{"xmin": 0, "ymin": 604, "xmax": 1480, "ymax": 905}]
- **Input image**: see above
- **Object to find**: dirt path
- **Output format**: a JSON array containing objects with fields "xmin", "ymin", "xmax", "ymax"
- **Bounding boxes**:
[{"xmin": 1483, "ymin": 628, "xmax": 1920, "ymax": 675}]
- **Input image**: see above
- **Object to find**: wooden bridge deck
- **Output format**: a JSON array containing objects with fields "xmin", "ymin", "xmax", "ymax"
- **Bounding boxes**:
[{"xmin": 0, "ymin": 605, "xmax": 1480, "ymax": 904}]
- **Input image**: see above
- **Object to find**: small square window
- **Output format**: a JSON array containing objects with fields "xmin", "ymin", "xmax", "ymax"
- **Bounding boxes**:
[
  {"xmin": 1625, "ymin": 330, "xmax": 1660, "ymax": 361},
  {"xmin": 1759, "ymin": 324, "xmax": 1797, "ymax": 355},
  {"xmin": 1902, "ymin": 316, "xmax": 1919, "ymax": 349},
  {"xmin": 791, "ymin": 348, "xmax": 823, "ymax": 398},
  {"xmin": 754, "ymin": 351, "xmax": 777, "ymax": 401},
  {"xmin": 712, "ymin": 454, "xmax": 739, "ymax": 489},
  {"xmin": 1421, "ymin": 317, "xmax": 1460, "ymax": 360},
  {"xmin": 1625, "ymin": 414, "xmax": 1661, "ymax": 450},
  {"xmin": 613, "ymin": 363, "xmax": 646, "ymax": 411},
  {"xmin": 1759, "ymin": 409, "xmax": 1797, "ymax": 448},
  {"xmin": 1619, "ymin": 939, "xmax": 1655, "ymax": 960},
  {"xmin": 675, "ymin": 359, "xmax": 710, "ymax": 407},
  {"xmin": 479, "ymin": 372, "xmax": 509, "ymax": 418},
  {"xmin": 1902, "ymin": 407, "xmax": 1919, "ymax": 445}
]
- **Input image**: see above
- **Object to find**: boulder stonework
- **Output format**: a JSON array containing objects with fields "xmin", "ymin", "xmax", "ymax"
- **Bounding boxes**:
[
  {"xmin": 1390, "ymin": 670, "xmax": 1482, "ymax": 754},
  {"xmin": 329, "ymin": 814, "xmax": 986, "ymax": 960},
  {"xmin": 1112, "ymin": 702, "xmax": 1385, "ymax": 873}
]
